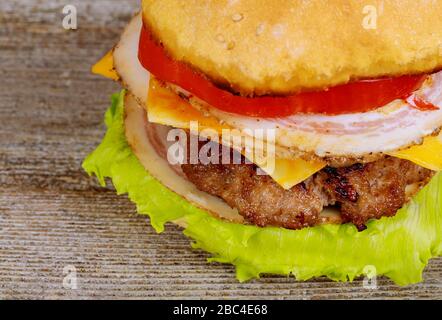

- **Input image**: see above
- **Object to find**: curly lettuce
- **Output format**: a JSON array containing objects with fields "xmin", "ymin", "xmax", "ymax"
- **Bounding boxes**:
[{"xmin": 83, "ymin": 91, "xmax": 442, "ymax": 286}]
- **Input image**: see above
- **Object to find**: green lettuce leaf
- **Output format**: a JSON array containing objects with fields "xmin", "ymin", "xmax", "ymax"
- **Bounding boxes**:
[{"xmin": 83, "ymin": 91, "xmax": 442, "ymax": 286}]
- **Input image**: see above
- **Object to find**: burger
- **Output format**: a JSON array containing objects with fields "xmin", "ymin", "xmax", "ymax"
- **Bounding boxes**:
[{"xmin": 84, "ymin": 0, "xmax": 442, "ymax": 285}]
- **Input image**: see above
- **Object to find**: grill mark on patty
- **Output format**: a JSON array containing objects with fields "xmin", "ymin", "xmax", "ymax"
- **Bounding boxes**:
[{"xmin": 323, "ymin": 166, "xmax": 360, "ymax": 203}]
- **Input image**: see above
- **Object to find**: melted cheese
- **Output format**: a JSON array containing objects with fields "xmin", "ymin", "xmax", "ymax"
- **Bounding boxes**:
[
  {"xmin": 260, "ymin": 158, "xmax": 325, "ymax": 190},
  {"xmin": 388, "ymin": 134, "xmax": 442, "ymax": 171},
  {"xmin": 147, "ymin": 79, "xmax": 226, "ymax": 132},
  {"xmin": 92, "ymin": 50, "xmax": 119, "ymax": 81}
]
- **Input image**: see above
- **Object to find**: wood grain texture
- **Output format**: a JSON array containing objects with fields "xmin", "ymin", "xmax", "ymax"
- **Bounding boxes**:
[{"xmin": 0, "ymin": 0, "xmax": 441, "ymax": 300}]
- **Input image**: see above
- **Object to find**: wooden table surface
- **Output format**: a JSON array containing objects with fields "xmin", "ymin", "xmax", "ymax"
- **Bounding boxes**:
[{"xmin": 1, "ymin": 0, "xmax": 441, "ymax": 300}]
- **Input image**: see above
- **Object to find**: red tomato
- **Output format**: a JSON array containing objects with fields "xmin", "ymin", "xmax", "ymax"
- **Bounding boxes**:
[{"xmin": 138, "ymin": 25, "xmax": 427, "ymax": 118}]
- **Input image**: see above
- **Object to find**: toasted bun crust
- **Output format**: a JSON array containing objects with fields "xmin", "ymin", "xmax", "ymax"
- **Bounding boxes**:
[{"xmin": 142, "ymin": 0, "xmax": 442, "ymax": 95}]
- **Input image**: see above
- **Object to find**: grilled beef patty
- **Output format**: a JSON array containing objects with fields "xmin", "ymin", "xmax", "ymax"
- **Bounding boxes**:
[{"xmin": 182, "ymin": 151, "xmax": 433, "ymax": 230}]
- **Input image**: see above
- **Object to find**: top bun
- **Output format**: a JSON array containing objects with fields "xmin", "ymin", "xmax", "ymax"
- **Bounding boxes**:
[{"xmin": 142, "ymin": 0, "xmax": 442, "ymax": 96}]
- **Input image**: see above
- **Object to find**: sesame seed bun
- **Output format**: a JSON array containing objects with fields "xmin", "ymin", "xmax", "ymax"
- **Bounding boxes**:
[{"xmin": 142, "ymin": 0, "xmax": 442, "ymax": 96}]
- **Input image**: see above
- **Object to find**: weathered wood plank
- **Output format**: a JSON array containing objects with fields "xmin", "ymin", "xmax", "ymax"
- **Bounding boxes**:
[{"xmin": 0, "ymin": 0, "xmax": 441, "ymax": 299}]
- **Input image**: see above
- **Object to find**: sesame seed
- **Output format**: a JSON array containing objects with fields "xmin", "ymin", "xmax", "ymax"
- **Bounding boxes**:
[
  {"xmin": 232, "ymin": 13, "xmax": 244, "ymax": 22},
  {"xmin": 256, "ymin": 23, "xmax": 265, "ymax": 36},
  {"xmin": 216, "ymin": 34, "xmax": 225, "ymax": 43}
]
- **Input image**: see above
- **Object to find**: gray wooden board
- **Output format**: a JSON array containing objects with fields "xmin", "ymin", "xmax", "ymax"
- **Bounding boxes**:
[{"xmin": 0, "ymin": 0, "xmax": 441, "ymax": 299}]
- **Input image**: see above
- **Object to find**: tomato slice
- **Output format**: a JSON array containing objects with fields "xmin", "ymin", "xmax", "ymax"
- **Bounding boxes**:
[{"xmin": 138, "ymin": 25, "xmax": 427, "ymax": 118}]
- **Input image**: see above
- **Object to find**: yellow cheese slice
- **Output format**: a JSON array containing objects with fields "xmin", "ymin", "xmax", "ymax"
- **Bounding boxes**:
[
  {"xmin": 147, "ymin": 79, "xmax": 227, "ymax": 132},
  {"xmin": 147, "ymin": 78, "xmax": 326, "ymax": 189},
  {"xmin": 91, "ymin": 50, "xmax": 119, "ymax": 81},
  {"xmin": 258, "ymin": 157, "xmax": 326, "ymax": 190},
  {"xmin": 388, "ymin": 134, "xmax": 442, "ymax": 171}
]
